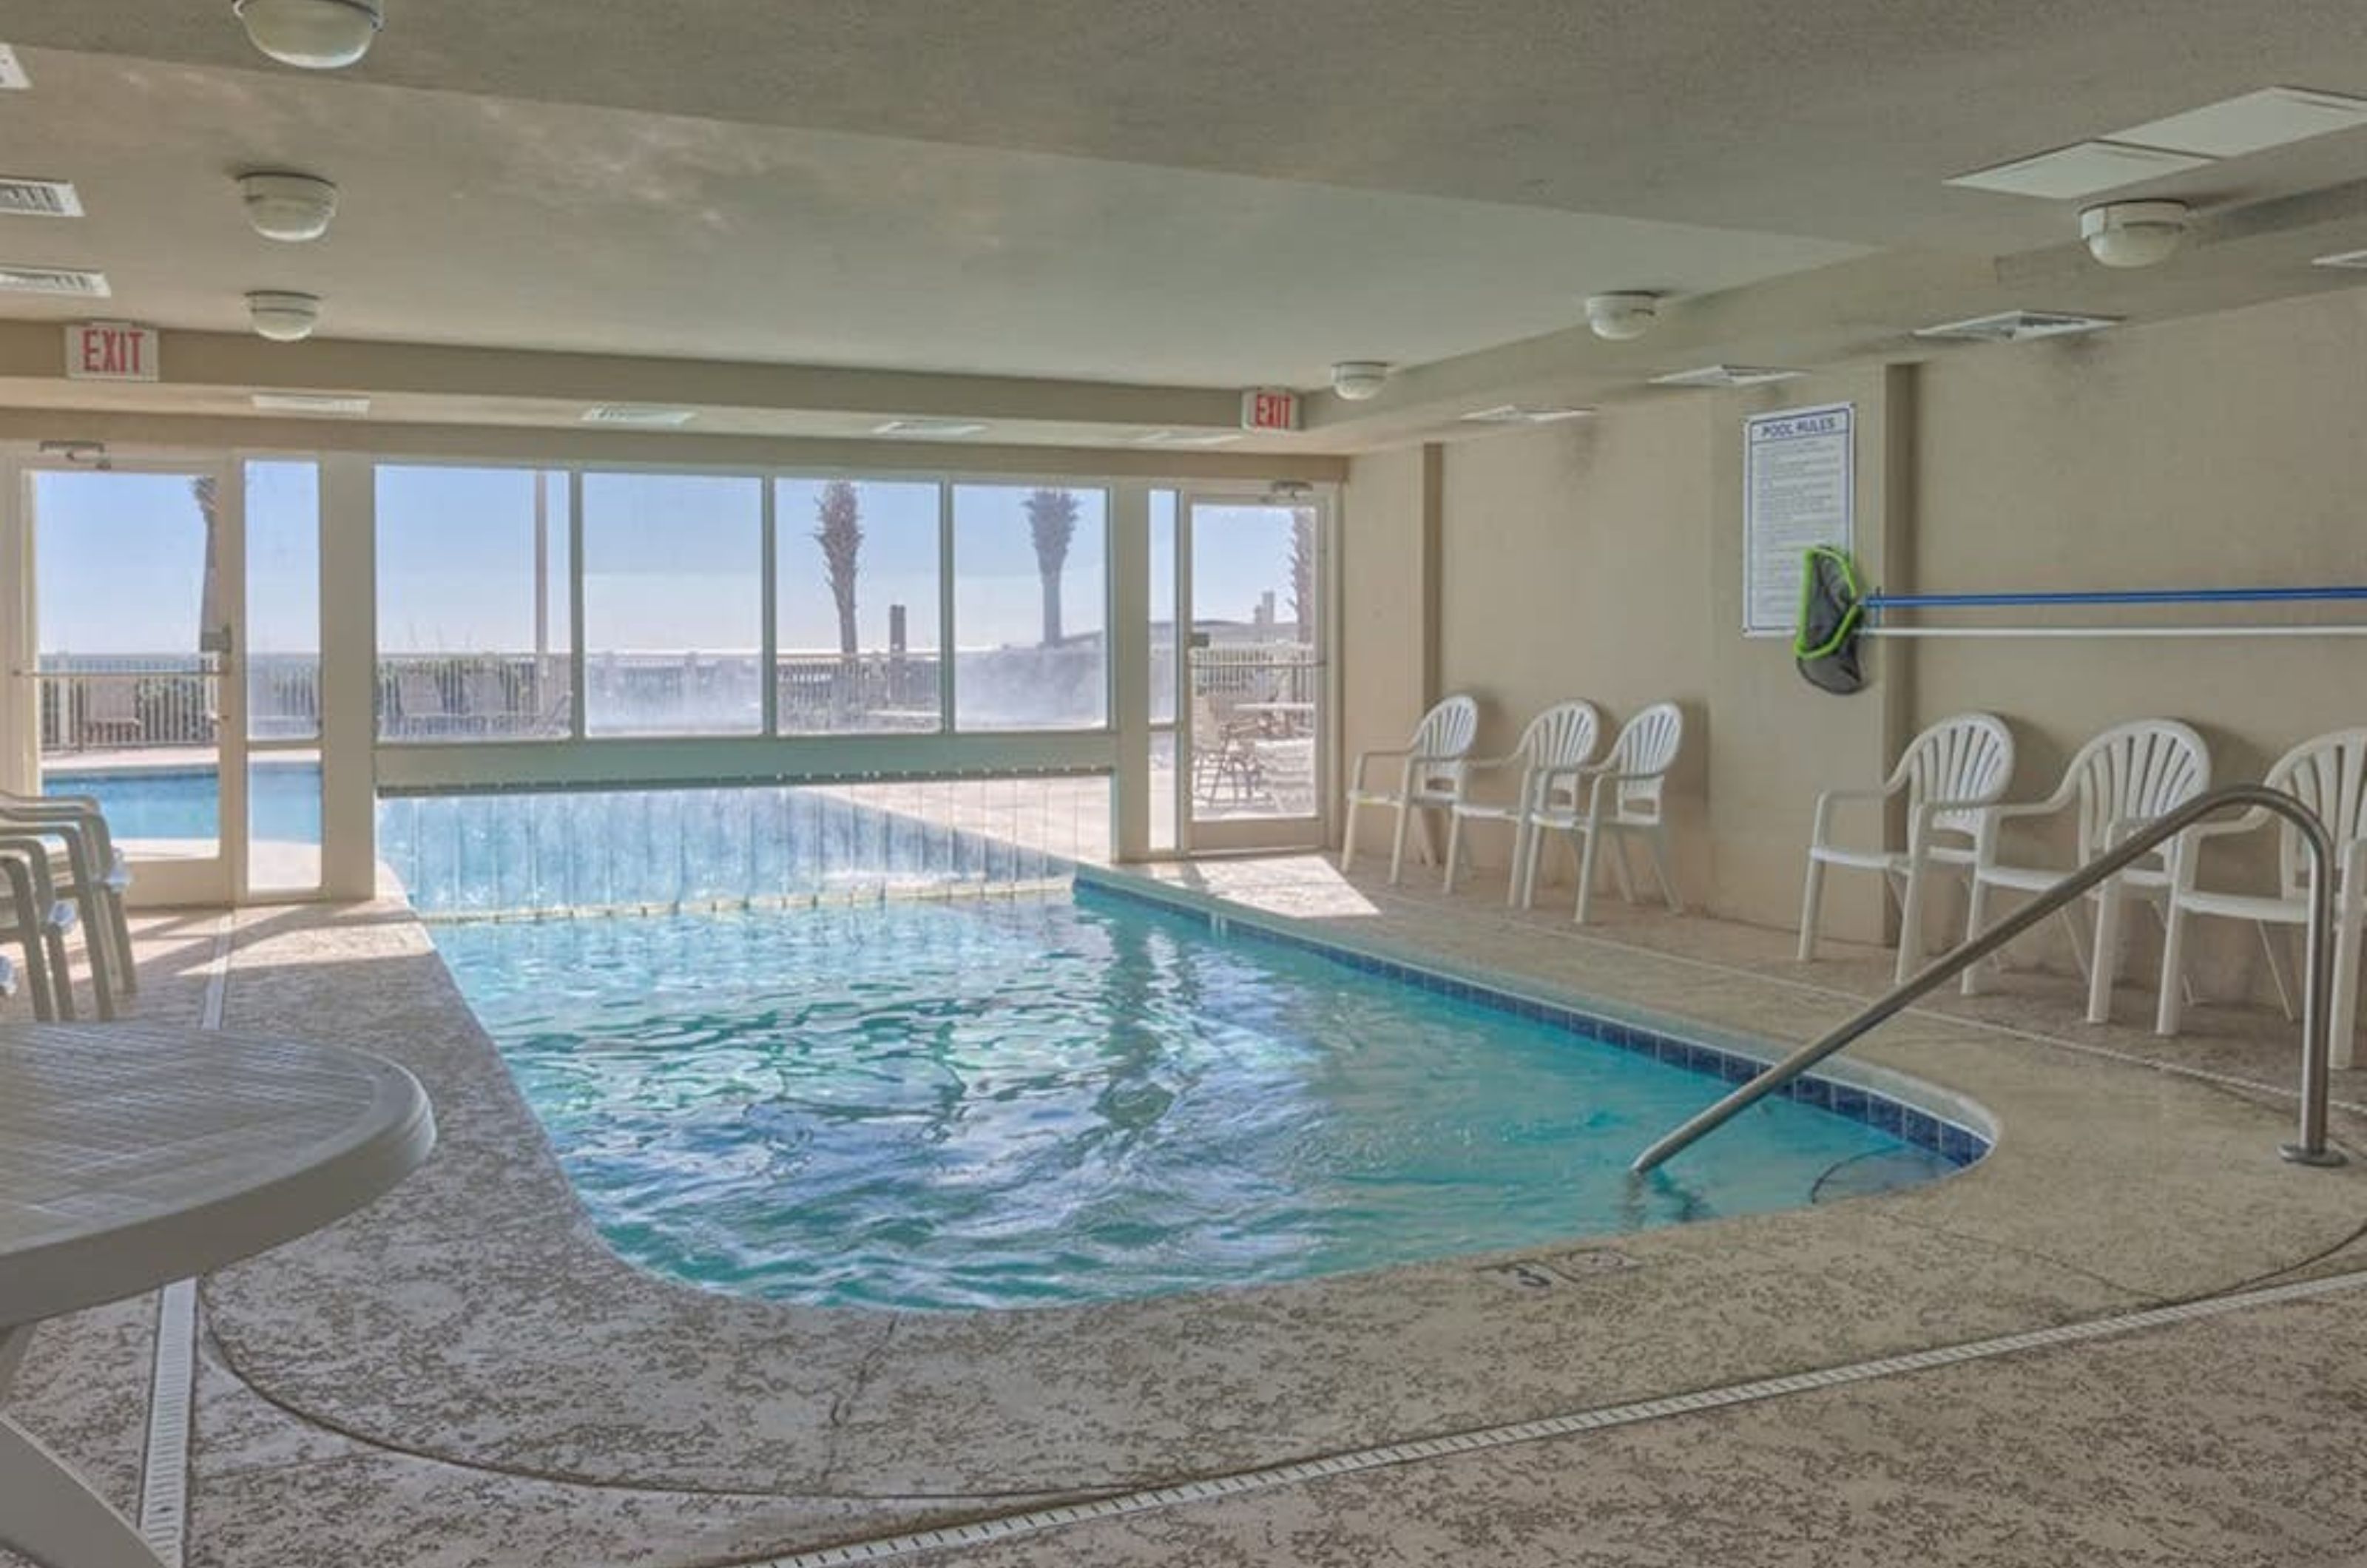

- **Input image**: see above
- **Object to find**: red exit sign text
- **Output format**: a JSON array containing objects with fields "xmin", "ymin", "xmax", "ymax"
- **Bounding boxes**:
[
  {"xmin": 66, "ymin": 321, "xmax": 161, "ymax": 382},
  {"xmin": 1240, "ymin": 388, "xmax": 1300, "ymax": 432}
]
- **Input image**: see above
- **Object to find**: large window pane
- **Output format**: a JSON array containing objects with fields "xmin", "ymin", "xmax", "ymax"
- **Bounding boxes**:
[
  {"xmin": 952, "ymin": 484, "xmax": 1108, "ymax": 731},
  {"xmin": 774, "ymin": 478, "xmax": 942, "ymax": 733},
  {"xmin": 583, "ymin": 474, "xmax": 763, "ymax": 736},
  {"xmin": 247, "ymin": 460, "xmax": 320, "ymax": 743},
  {"xmin": 377, "ymin": 467, "xmax": 572, "ymax": 741}
]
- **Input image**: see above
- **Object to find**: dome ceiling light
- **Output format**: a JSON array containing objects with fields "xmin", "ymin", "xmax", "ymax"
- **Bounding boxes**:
[
  {"xmin": 247, "ymin": 290, "xmax": 323, "ymax": 341},
  {"xmin": 1584, "ymin": 291, "xmax": 1660, "ymax": 341},
  {"xmin": 238, "ymin": 172, "xmax": 340, "ymax": 242},
  {"xmin": 233, "ymin": 0, "xmax": 384, "ymax": 70},
  {"xmin": 2079, "ymin": 200, "xmax": 2190, "ymax": 268},
  {"xmin": 1329, "ymin": 361, "xmax": 1391, "ymax": 401}
]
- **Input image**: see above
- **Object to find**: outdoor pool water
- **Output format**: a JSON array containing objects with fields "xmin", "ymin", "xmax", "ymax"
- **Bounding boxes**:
[
  {"xmin": 431, "ymin": 887, "xmax": 1977, "ymax": 1311},
  {"xmin": 44, "ymin": 764, "xmax": 321, "ymax": 845}
]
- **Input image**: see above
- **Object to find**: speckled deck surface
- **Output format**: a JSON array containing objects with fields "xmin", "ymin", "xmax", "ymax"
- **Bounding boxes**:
[{"xmin": 7, "ymin": 859, "xmax": 2367, "ymax": 1567}]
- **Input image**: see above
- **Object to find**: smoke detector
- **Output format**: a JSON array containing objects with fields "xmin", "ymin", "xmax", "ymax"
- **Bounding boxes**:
[
  {"xmin": 240, "ymin": 172, "xmax": 340, "ymax": 242},
  {"xmin": 1329, "ymin": 361, "xmax": 1391, "ymax": 400},
  {"xmin": 246, "ymin": 290, "xmax": 322, "ymax": 341},
  {"xmin": 2080, "ymin": 200, "xmax": 2189, "ymax": 268},
  {"xmin": 1584, "ymin": 292, "xmax": 1659, "ymax": 341}
]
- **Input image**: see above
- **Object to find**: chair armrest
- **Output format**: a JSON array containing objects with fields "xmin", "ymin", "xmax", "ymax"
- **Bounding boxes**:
[
  {"xmin": 1809, "ymin": 783, "xmax": 1899, "ymax": 847},
  {"xmin": 0, "ymin": 816, "xmax": 99, "ymax": 888},
  {"xmin": 1347, "ymin": 746, "xmax": 1414, "ymax": 791},
  {"xmin": 0, "ymin": 834, "xmax": 67, "ymax": 910}
]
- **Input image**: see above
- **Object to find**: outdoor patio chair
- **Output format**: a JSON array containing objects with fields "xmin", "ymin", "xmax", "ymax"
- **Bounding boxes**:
[
  {"xmin": 1799, "ymin": 712, "xmax": 2015, "ymax": 981},
  {"xmin": 1520, "ymin": 701, "xmax": 1685, "ymax": 924},
  {"xmin": 77, "ymin": 679, "xmax": 143, "ymax": 748},
  {"xmin": 1956, "ymin": 718, "xmax": 2210, "ymax": 1023},
  {"xmin": 1442, "ymin": 700, "xmax": 1604, "ymax": 903},
  {"xmin": 0, "ymin": 802, "xmax": 127, "ymax": 1018},
  {"xmin": 0, "ymin": 836, "xmax": 79, "ymax": 1021},
  {"xmin": 1190, "ymin": 695, "xmax": 1261, "ymax": 805},
  {"xmin": 2156, "ymin": 728, "xmax": 2367, "ymax": 1068},
  {"xmin": 395, "ymin": 669, "xmax": 453, "ymax": 737},
  {"xmin": 1340, "ymin": 695, "xmax": 1481, "ymax": 884}
]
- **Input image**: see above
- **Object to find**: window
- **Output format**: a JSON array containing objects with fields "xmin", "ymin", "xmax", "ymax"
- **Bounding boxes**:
[
  {"xmin": 246, "ymin": 460, "xmax": 322, "ymax": 894},
  {"xmin": 582, "ymin": 473, "xmax": 763, "ymax": 736},
  {"xmin": 376, "ymin": 466, "xmax": 571, "ymax": 741},
  {"xmin": 774, "ymin": 478, "xmax": 943, "ymax": 733},
  {"xmin": 951, "ymin": 484, "xmax": 1109, "ymax": 731}
]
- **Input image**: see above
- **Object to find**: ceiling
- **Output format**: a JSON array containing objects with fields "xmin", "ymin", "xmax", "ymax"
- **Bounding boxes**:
[{"xmin": 1, "ymin": 1, "xmax": 2365, "ymax": 453}]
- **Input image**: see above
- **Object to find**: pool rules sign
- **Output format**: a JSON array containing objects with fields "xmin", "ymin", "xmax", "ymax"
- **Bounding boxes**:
[{"xmin": 1743, "ymin": 402, "xmax": 1853, "ymax": 637}]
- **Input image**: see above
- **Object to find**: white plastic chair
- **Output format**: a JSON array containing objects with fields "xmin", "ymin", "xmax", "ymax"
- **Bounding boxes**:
[
  {"xmin": 2156, "ymin": 729, "xmax": 2367, "ymax": 1068},
  {"xmin": 1441, "ymin": 701, "xmax": 1604, "ymax": 902},
  {"xmin": 0, "ymin": 837, "xmax": 78, "ymax": 1021},
  {"xmin": 1798, "ymin": 712, "xmax": 2015, "ymax": 981},
  {"xmin": 0, "ymin": 791, "xmax": 134, "ymax": 1017},
  {"xmin": 1522, "ymin": 701, "xmax": 1684, "ymax": 924},
  {"xmin": 1340, "ymin": 695, "xmax": 1482, "ymax": 884},
  {"xmin": 1958, "ymin": 719, "xmax": 2210, "ymax": 1022}
]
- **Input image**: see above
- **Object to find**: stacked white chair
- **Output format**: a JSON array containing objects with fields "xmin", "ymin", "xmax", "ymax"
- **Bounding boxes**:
[
  {"xmin": 1340, "ymin": 695, "xmax": 1482, "ymax": 885},
  {"xmin": 1798, "ymin": 712, "xmax": 2016, "ymax": 981},
  {"xmin": 1958, "ymin": 718, "xmax": 2210, "ymax": 1023},
  {"xmin": 2156, "ymin": 728, "xmax": 2367, "ymax": 1069},
  {"xmin": 0, "ymin": 835, "xmax": 81, "ymax": 1021},
  {"xmin": 1522, "ymin": 701, "xmax": 1685, "ymax": 925},
  {"xmin": 1440, "ymin": 701, "xmax": 1604, "ymax": 902},
  {"xmin": 0, "ymin": 788, "xmax": 136, "ymax": 1019}
]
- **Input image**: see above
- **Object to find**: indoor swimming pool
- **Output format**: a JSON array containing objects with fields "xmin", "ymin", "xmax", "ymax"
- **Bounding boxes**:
[{"xmin": 430, "ymin": 882, "xmax": 1983, "ymax": 1310}]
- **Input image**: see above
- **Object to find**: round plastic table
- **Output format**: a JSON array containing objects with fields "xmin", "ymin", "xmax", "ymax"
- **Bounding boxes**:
[{"xmin": 0, "ymin": 1021, "xmax": 436, "ymax": 1568}]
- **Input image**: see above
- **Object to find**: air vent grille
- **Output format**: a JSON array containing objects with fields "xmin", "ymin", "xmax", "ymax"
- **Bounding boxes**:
[
  {"xmin": 874, "ymin": 419, "xmax": 988, "ymax": 437},
  {"xmin": 252, "ymin": 393, "xmax": 371, "ymax": 416},
  {"xmin": 581, "ymin": 405, "xmax": 696, "ymax": 427},
  {"xmin": 1651, "ymin": 365, "xmax": 1806, "ymax": 389},
  {"xmin": 1459, "ymin": 405, "xmax": 1593, "ymax": 425},
  {"xmin": 0, "ymin": 263, "xmax": 108, "ymax": 297},
  {"xmin": 2312, "ymin": 249, "xmax": 2367, "ymax": 270},
  {"xmin": 1913, "ymin": 309, "xmax": 2118, "ymax": 343},
  {"xmin": 0, "ymin": 47, "xmax": 27, "ymax": 92},
  {"xmin": 0, "ymin": 178, "xmax": 78, "ymax": 217},
  {"xmin": 1132, "ymin": 429, "xmax": 1241, "ymax": 447}
]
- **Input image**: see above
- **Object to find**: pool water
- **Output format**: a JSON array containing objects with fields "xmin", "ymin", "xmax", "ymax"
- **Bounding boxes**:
[
  {"xmin": 45, "ymin": 765, "xmax": 322, "ymax": 845},
  {"xmin": 433, "ymin": 888, "xmax": 1966, "ymax": 1310}
]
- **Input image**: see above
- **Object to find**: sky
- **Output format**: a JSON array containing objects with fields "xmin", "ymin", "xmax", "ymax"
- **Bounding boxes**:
[{"xmin": 33, "ymin": 464, "xmax": 1305, "ymax": 659}]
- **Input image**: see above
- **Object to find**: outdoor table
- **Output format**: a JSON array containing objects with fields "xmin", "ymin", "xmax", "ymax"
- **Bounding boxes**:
[{"xmin": 0, "ymin": 1021, "xmax": 435, "ymax": 1568}]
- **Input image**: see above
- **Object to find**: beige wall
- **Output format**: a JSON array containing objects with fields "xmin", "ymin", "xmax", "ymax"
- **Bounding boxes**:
[
  {"xmin": 1337, "ymin": 444, "xmax": 1434, "ymax": 849},
  {"xmin": 1348, "ymin": 283, "xmax": 2367, "ymax": 1007}
]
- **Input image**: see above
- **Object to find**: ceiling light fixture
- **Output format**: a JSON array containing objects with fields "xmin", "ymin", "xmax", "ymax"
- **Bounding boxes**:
[
  {"xmin": 2080, "ymin": 200, "xmax": 2189, "ymax": 268},
  {"xmin": 246, "ymin": 289, "xmax": 322, "ymax": 341},
  {"xmin": 239, "ymin": 172, "xmax": 340, "ymax": 242},
  {"xmin": 1329, "ymin": 361, "xmax": 1390, "ymax": 401},
  {"xmin": 1584, "ymin": 292, "xmax": 1659, "ymax": 341},
  {"xmin": 252, "ymin": 391, "xmax": 369, "ymax": 416},
  {"xmin": 233, "ymin": 0, "xmax": 383, "ymax": 70}
]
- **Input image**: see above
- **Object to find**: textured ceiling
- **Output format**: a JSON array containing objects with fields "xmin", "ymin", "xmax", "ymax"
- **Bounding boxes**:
[{"xmin": 0, "ymin": 1, "xmax": 2364, "ymax": 445}]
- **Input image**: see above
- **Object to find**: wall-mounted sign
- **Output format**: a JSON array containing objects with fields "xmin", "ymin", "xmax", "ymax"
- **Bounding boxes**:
[
  {"xmin": 1240, "ymin": 388, "xmax": 1300, "ymax": 433},
  {"xmin": 1743, "ymin": 402, "xmax": 1854, "ymax": 637},
  {"xmin": 64, "ymin": 320, "xmax": 160, "ymax": 382}
]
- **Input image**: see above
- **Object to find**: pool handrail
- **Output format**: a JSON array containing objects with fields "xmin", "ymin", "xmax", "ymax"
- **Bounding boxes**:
[{"xmin": 1630, "ymin": 785, "xmax": 2347, "ymax": 1175}]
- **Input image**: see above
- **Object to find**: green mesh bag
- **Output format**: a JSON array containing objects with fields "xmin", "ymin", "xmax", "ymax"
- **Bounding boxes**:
[{"xmin": 1794, "ymin": 545, "xmax": 1868, "ymax": 695}]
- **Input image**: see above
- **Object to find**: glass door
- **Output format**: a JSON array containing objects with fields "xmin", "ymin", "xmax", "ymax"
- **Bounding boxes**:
[
  {"xmin": 1175, "ymin": 493, "xmax": 1329, "ymax": 854},
  {"xmin": 20, "ymin": 462, "xmax": 240, "ymax": 906}
]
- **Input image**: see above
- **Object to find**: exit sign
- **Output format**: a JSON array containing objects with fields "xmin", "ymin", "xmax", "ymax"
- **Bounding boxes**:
[
  {"xmin": 1240, "ymin": 388, "xmax": 1300, "ymax": 432},
  {"xmin": 65, "ymin": 321, "xmax": 160, "ymax": 382}
]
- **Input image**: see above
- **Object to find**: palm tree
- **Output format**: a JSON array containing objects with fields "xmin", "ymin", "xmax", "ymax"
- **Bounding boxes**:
[
  {"xmin": 1286, "ymin": 507, "xmax": 1316, "ymax": 638},
  {"xmin": 814, "ymin": 480, "xmax": 863, "ymax": 658},
  {"xmin": 1026, "ymin": 487, "xmax": 1078, "ymax": 646}
]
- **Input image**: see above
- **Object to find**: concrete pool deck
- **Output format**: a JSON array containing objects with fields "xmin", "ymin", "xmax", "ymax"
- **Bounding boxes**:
[{"xmin": 7, "ymin": 860, "xmax": 2367, "ymax": 1565}]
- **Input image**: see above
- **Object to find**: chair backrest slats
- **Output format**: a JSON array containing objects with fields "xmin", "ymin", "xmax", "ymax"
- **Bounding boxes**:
[
  {"xmin": 2065, "ymin": 719, "xmax": 2210, "ymax": 861},
  {"xmin": 1900, "ymin": 712, "xmax": 2015, "ymax": 837},
  {"xmin": 1519, "ymin": 701, "xmax": 1604, "ymax": 812},
  {"xmin": 2262, "ymin": 728, "xmax": 2367, "ymax": 899},
  {"xmin": 1606, "ymin": 702, "xmax": 1684, "ymax": 819}
]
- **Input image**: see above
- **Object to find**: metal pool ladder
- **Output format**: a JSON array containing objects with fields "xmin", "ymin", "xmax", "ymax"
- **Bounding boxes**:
[{"xmin": 1632, "ymin": 785, "xmax": 2348, "ymax": 1175}]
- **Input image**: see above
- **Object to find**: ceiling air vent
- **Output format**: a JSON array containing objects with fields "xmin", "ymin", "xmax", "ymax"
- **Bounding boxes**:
[
  {"xmin": 1913, "ymin": 309, "xmax": 2118, "ymax": 343},
  {"xmin": 0, "ymin": 177, "xmax": 79, "ymax": 217},
  {"xmin": 1132, "ymin": 429, "xmax": 1240, "ymax": 447},
  {"xmin": 2311, "ymin": 249, "xmax": 2367, "ymax": 270},
  {"xmin": 253, "ymin": 392, "xmax": 371, "ymax": 416},
  {"xmin": 873, "ymin": 419, "xmax": 987, "ymax": 437},
  {"xmin": 1459, "ymin": 405, "xmax": 1593, "ymax": 425},
  {"xmin": 1651, "ymin": 365, "xmax": 1806, "ymax": 389},
  {"xmin": 0, "ymin": 263, "xmax": 108, "ymax": 297},
  {"xmin": 0, "ymin": 47, "xmax": 27, "ymax": 92},
  {"xmin": 581, "ymin": 405, "xmax": 696, "ymax": 427}
]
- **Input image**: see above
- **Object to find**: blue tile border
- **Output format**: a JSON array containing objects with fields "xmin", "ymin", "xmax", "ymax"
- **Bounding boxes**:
[{"xmin": 1077, "ymin": 873, "xmax": 1992, "ymax": 1170}]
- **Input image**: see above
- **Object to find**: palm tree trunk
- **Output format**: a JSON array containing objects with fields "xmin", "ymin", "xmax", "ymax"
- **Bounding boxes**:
[{"xmin": 1041, "ymin": 572, "xmax": 1064, "ymax": 646}]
